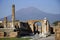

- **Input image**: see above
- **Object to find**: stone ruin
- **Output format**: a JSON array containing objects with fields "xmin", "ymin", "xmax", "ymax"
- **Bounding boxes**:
[{"xmin": 0, "ymin": 4, "xmax": 51, "ymax": 38}]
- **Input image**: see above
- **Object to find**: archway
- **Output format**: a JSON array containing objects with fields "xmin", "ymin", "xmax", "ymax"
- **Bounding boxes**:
[{"xmin": 33, "ymin": 22, "xmax": 42, "ymax": 34}]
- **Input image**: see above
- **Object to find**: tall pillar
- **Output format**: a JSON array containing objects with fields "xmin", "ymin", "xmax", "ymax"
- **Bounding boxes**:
[
  {"xmin": 4, "ymin": 17, "xmax": 7, "ymax": 28},
  {"xmin": 46, "ymin": 21, "xmax": 50, "ymax": 34},
  {"xmin": 44, "ymin": 17, "xmax": 47, "ymax": 34},
  {"xmin": 12, "ymin": 4, "xmax": 15, "ymax": 28},
  {"xmin": 41, "ymin": 17, "xmax": 47, "ymax": 37},
  {"xmin": 42, "ymin": 17, "xmax": 50, "ymax": 37}
]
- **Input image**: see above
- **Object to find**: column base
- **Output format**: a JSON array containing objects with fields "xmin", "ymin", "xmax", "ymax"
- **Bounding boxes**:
[{"xmin": 39, "ymin": 32, "xmax": 50, "ymax": 37}]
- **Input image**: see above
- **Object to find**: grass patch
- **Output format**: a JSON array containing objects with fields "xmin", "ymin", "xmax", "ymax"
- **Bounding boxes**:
[{"xmin": 0, "ymin": 38, "xmax": 30, "ymax": 40}]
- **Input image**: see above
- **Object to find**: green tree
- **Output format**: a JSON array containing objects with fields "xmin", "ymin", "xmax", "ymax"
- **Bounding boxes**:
[{"xmin": 53, "ymin": 21, "xmax": 60, "ymax": 26}]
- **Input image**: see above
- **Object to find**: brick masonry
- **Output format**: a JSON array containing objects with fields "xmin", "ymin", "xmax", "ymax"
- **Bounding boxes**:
[
  {"xmin": 55, "ymin": 27, "xmax": 60, "ymax": 40},
  {"xmin": 0, "ymin": 32, "xmax": 18, "ymax": 38}
]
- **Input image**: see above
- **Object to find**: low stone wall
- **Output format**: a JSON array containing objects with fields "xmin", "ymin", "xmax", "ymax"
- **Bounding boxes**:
[
  {"xmin": 0, "ymin": 32, "xmax": 18, "ymax": 38},
  {"xmin": 0, "ymin": 28, "xmax": 14, "ymax": 32},
  {"xmin": 9, "ymin": 32, "xmax": 17, "ymax": 37}
]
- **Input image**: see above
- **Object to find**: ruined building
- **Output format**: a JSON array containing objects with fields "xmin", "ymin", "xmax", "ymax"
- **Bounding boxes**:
[{"xmin": 0, "ymin": 4, "xmax": 50, "ymax": 38}]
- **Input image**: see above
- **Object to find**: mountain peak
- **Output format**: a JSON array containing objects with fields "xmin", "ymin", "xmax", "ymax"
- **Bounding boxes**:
[
  {"xmin": 16, "ymin": 7, "xmax": 41, "ymax": 14},
  {"xmin": 26, "ymin": 7, "xmax": 38, "ymax": 9},
  {"xmin": 0, "ymin": 7, "xmax": 60, "ymax": 24}
]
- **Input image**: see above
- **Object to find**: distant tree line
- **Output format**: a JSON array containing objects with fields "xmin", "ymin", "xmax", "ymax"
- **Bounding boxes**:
[{"xmin": 53, "ymin": 21, "xmax": 60, "ymax": 26}]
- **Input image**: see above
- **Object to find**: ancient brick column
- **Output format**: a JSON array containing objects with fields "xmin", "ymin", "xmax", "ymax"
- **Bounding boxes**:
[{"xmin": 12, "ymin": 4, "xmax": 15, "ymax": 28}]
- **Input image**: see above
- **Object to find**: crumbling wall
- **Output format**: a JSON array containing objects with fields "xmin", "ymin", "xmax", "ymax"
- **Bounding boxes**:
[
  {"xmin": 55, "ymin": 27, "xmax": 60, "ymax": 40},
  {"xmin": 0, "ymin": 32, "xmax": 4, "ymax": 38}
]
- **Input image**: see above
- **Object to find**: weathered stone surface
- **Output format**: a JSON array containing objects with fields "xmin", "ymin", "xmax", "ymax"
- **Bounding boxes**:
[
  {"xmin": 0, "ymin": 32, "xmax": 4, "ymax": 38},
  {"xmin": 30, "ymin": 34, "xmax": 55, "ymax": 40},
  {"xmin": 0, "ymin": 28, "xmax": 14, "ymax": 32},
  {"xmin": 55, "ymin": 24, "xmax": 60, "ymax": 40},
  {"xmin": 9, "ymin": 32, "xmax": 17, "ymax": 37},
  {"xmin": 27, "ymin": 19, "xmax": 50, "ymax": 37}
]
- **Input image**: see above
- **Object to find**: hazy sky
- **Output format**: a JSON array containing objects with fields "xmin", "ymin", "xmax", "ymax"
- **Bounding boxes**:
[{"xmin": 0, "ymin": 0, "xmax": 60, "ymax": 18}]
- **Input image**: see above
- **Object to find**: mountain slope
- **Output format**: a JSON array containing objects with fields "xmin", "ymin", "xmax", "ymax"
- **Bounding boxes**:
[{"xmin": 1, "ymin": 7, "xmax": 60, "ymax": 23}]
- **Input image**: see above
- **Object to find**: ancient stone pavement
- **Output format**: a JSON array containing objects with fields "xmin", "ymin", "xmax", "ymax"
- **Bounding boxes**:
[{"xmin": 30, "ymin": 34, "xmax": 55, "ymax": 40}]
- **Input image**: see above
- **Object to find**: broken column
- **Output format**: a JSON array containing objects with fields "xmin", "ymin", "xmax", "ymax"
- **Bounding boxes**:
[
  {"xmin": 42, "ymin": 17, "xmax": 50, "ymax": 37},
  {"xmin": 41, "ymin": 17, "xmax": 47, "ymax": 37},
  {"xmin": 4, "ymin": 17, "xmax": 7, "ymax": 28},
  {"xmin": 46, "ymin": 20, "xmax": 50, "ymax": 35},
  {"xmin": 12, "ymin": 4, "xmax": 15, "ymax": 28},
  {"xmin": 44, "ymin": 17, "xmax": 47, "ymax": 34}
]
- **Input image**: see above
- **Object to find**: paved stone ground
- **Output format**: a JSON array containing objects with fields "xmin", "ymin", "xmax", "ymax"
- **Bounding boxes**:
[{"xmin": 30, "ymin": 34, "xmax": 55, "ymax": 40}]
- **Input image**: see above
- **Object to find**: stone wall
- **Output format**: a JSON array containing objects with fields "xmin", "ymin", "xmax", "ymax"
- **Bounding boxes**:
[
  {"xmin": 0, "ymin": 32, "xmax": 18, "ymax": 38},
  {"xmin": 0, "ymin": 32, "xmax": 4, "ymax": 38},
  {"xmin": 55, "ymin": 27, "xmax": 60, "ymax": 40},
  {"xmin": 9, "ymin": 32, "xmax": 17, "ymax": 37}
]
